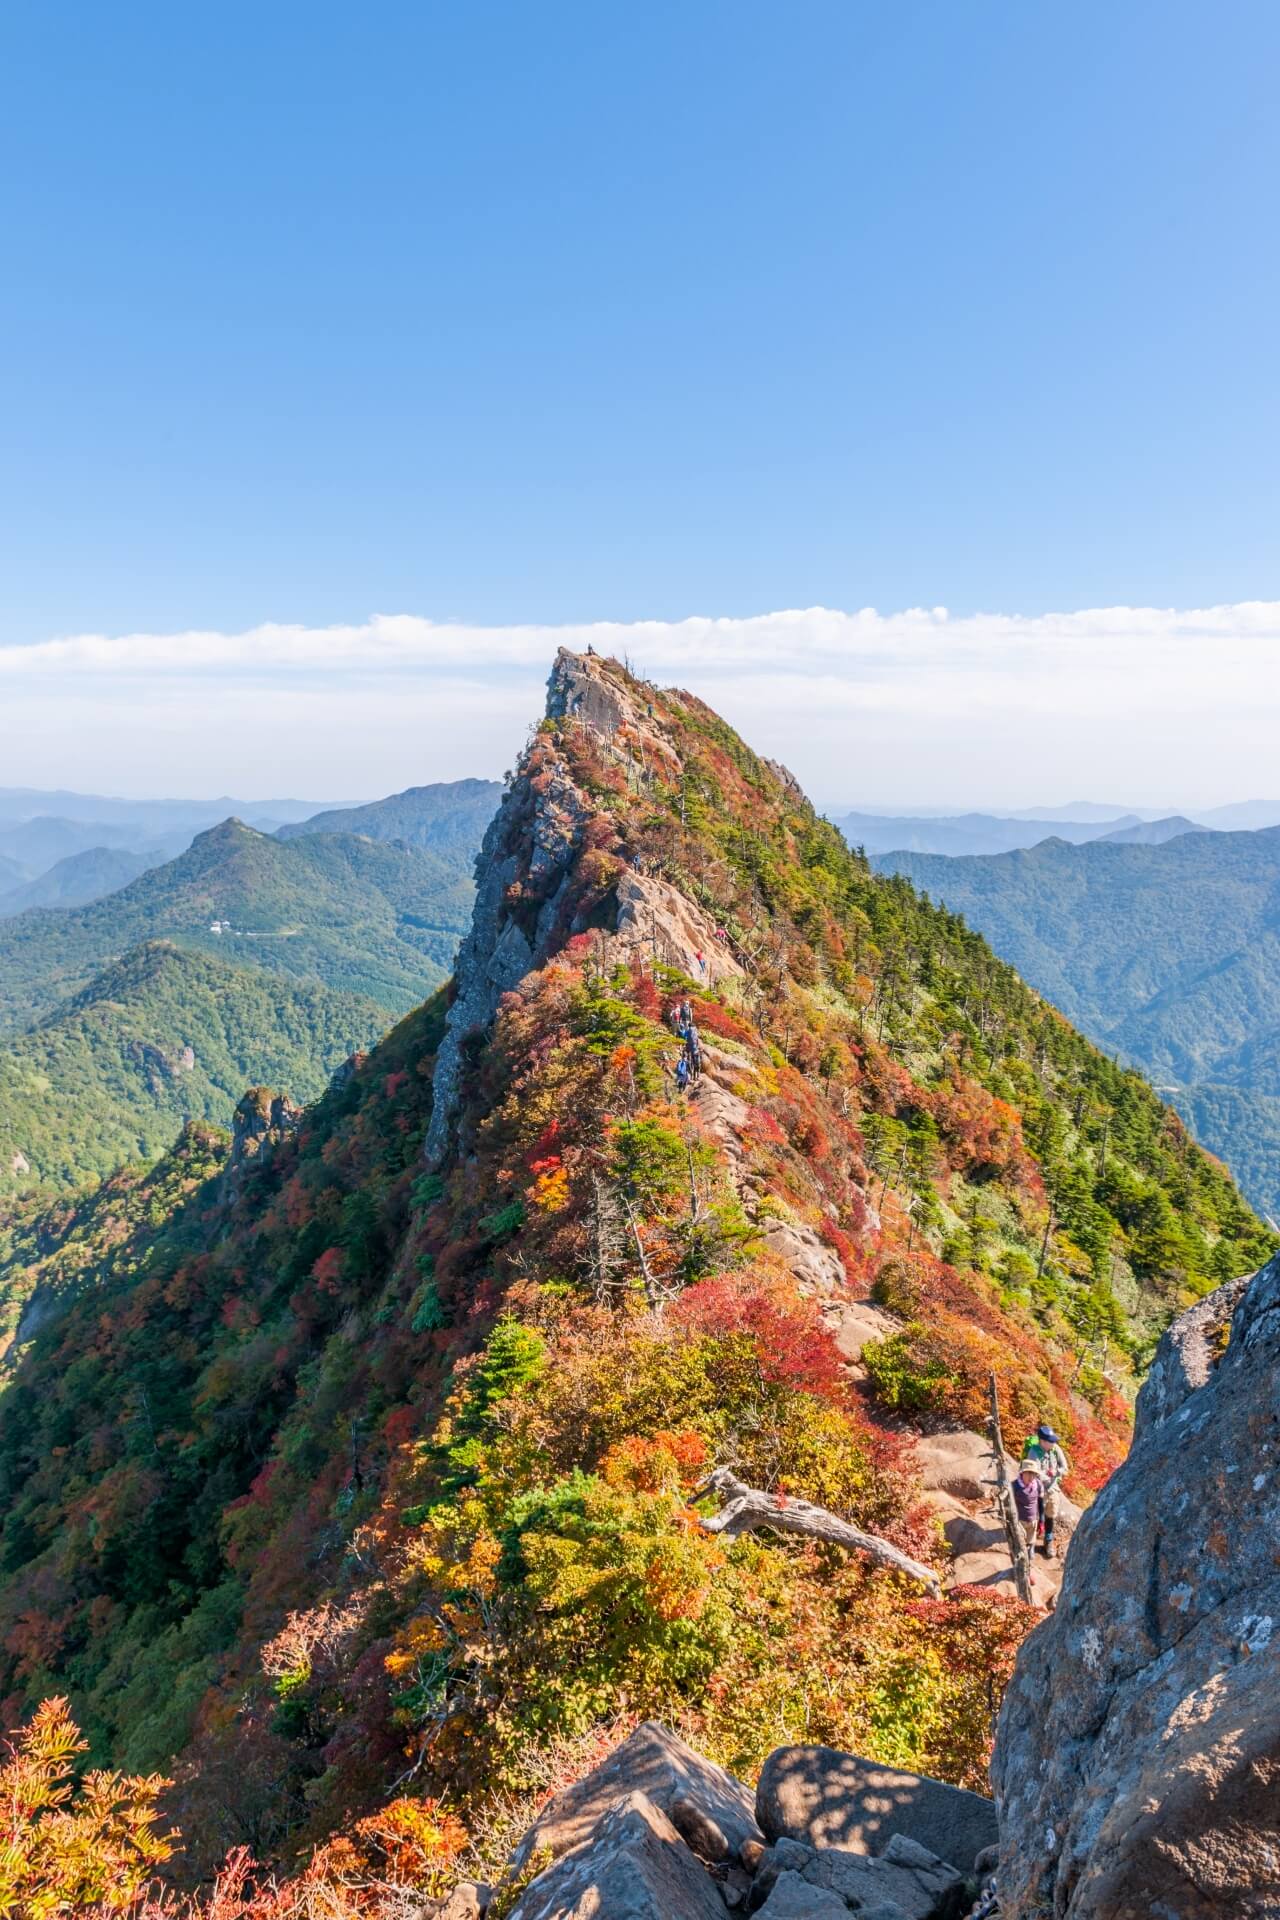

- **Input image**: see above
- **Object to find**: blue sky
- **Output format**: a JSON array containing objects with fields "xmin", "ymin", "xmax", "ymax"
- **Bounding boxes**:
[{"xmin": 1, "ymin": 2, "xmax": 1277, "ymax": 802}]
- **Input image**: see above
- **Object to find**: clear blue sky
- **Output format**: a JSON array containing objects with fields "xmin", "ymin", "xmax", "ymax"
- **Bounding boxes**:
[{"xmin": 1, "ymin": 0, "xmax": 1277, "ymax": 641}]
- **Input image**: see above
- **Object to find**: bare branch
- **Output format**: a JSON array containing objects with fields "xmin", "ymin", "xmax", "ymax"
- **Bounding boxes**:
[{"xmin": 690, "ymin": 1467, "xmax": 941, "ymax": 1597}]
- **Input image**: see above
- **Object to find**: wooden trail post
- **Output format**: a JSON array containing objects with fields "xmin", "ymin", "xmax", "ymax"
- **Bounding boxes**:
[{"xmin": 988, "ymin": 1371, "xmax": 1035, "ymax": 1605}]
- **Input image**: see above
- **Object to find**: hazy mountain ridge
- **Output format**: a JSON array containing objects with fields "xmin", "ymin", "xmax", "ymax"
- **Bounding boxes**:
[
  {"xmin": 279, "ymin": 775, "xmax": 502, "ymax": 862},
  {"xmin": 0, "ymin": 844, "xmax": 152, "ymax": 917},
  {"xmin": 828, "ymin": 807, "xmax": 1146, "ymax": 857}
]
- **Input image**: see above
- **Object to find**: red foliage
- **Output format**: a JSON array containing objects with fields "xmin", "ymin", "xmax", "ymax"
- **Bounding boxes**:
[
  {"xmin": 931, "ymin": 1076, "xmax": 1034, "ymax": 1184},
  {"xmin": 689, "ymin": 999, "xmax": 754, "ymax": 1046},
  {"xmin": 744, "ymin": 1106, "xmax": 786, "ymax": 1149},
  {"xmin": 673, "ymin": 1274, "xmax": 845, "ymax": 1400},
  {"xmin": 311, "ymin": 1248, "xmax": 344, "ymax": 1293},
  {"xmin": 629, "ymin": 968, "xmax": 662, "ymax": 1021},
  {"xmin": 381, "ymin": 1406, "xmax": 418, "ymax": 1452}
]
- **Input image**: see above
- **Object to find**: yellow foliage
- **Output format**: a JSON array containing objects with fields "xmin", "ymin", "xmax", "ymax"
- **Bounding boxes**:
[{"xmin": 0, "ymin": 1695, "xmax": 175, "ymax": 1918}]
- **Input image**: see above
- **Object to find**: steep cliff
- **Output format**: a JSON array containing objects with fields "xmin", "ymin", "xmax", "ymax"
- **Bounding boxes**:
[{"xmin": 993, "ymin": 1252, "xmax": 1280, "ymax": 1917}]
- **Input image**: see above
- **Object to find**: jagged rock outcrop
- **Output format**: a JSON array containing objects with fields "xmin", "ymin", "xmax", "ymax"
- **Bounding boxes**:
[
  {"xmin": 498, "ymin": 1723, "xmax": 990, "ymax": 1920},
  {"xmin": 227, "ymin": 1087, "xmax": 301, "ymax": 1173},
  {"xmin": 508, "ymin": 1789, "xmax": 730, "ymax": 1920},
  {"xmin": 751, "ymin": 1832, "xmax": 967, "ymax": 1920},
  {"xmin": 425, "ymin": 651, "xmax": 633, "ymax": 1167},
  {"xmin": 426, "ymin": 649, "xmax": 746, "ymax": 1167},
  {"xmin": 511, "ymin": 1720, "xmax": 762, "ymax": 1872},
  {"xmin": 993, "ymin": 1254, "xmax": 1280, "ymax": 1917}
]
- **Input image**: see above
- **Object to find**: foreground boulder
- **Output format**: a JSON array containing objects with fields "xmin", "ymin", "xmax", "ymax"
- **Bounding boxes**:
[
  {"xmin": 507, "ymin": 1789, "xmax": 729, "ymax": 1920},
  {"xmin": 756, "ymin": 1746, "xmax": 997, "ymax": 1876},
  {"xmin": 752, "ymin": 1832, "xmax": 967, "ymax": 1919},
  {"xmin": 513, "ymin": 1719, "xmax": 761, "ymax": 1871},
  {"xmin": 993, "ymin": 1255, "xmax": 1280, "ymax": 1917}
]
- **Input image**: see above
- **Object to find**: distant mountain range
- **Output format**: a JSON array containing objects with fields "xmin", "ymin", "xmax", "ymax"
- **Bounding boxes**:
[
  {"xmin": 827, "ymin": 804, "xmax": 1280, "ymax": 858},
  {"xmin": 278, "ymin": 775, "xmax": 502, "ymax": 860},
  {"xmin": 0, "ymin": 788, "xmax": 350, "ymax": 919},
  {"xmin": 872, "ymin": 827, "xmax": 1280, "ymax": 1224},
  {"xmin": 0, "ymin": 816, "xmax": 474, "ymax": 1031},
  {"xmin": 0, "ymin": 785, "xmax": 338, "ymax": 832},
  {"xmin": 0, "ymin": 846, "xmax": 153, "ymax": 917}
]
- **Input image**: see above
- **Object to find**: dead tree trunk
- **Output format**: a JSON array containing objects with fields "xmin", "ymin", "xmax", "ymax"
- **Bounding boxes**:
[
  {"xmin": 691, "ymin": 1467, "xmax": 941, "ymax": 1597},
  {"xmin": 988, "ymin": 1372, "xmax": 1035, "ymax": 1605}
]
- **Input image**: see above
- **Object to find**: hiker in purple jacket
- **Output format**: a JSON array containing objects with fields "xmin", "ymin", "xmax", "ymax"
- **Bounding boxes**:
[{"xmin": 1012, "ymin": 1460, "xmax": 1044, "ymax": 1558}]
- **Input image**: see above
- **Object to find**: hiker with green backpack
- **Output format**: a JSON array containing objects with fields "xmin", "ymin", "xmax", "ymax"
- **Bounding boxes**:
[{"xmin": 1022, "ymin": 1423, "xmax": 1070, "ymax": 1557}]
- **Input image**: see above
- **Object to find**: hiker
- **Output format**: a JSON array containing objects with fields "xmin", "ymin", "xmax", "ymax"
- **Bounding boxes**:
[
  {"xmin": 695, "ymin": 949, "xmax": 707, "ymax": 976},
  {"xmin": 672, "ymin": 998, "xmax": 693, "ymax": 1037},
  {"xmin": 1023, "ymin": 1424, "xmax": 1070, "ymax": 1557},
  {"xmin": 684, "ymin": 1024, "xmax": 702, "ymax": 1083},
  {"xmin": 1012, "ymin": 1460, "xmax": 1044, "ymax": 1564},
  {"xmin": 674, "ymin": 1055, "xmax": 690, "ymax": 1096}
]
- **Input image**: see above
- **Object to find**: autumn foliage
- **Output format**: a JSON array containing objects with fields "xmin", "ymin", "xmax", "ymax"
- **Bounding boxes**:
[{"xmin": 0, "ymin": 652, "xmax": 1269, "ymax": 1906}]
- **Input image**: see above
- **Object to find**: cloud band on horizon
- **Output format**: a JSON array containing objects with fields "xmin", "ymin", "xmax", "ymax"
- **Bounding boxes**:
[{"xmin": 3, "ymin": 601, "xmax": 1276, "ymax": 808}]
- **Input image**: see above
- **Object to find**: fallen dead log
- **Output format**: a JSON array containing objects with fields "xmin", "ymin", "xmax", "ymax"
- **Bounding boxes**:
[{"xmin": 690, "ymin": 1466, "xmax": 942, "ymax": 1597}]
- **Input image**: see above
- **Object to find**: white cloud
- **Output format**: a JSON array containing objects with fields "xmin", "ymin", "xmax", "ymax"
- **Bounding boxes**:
[{"xmin": 2, "ymin": 602, "xmax": 1276, "ymax": 807}]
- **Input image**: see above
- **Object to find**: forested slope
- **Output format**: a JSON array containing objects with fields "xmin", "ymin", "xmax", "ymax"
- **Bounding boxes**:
[
  {"xmin": 874, "ymin": 829, "xmax": 1280, "ymax": 1222},
  {"xmin": 0, "ymin": 942, "xmax": 387, "ymax": 1194},
  {"xmin": 0, "ymin": 653, "xmax": 1269, "ymax": 1911}
]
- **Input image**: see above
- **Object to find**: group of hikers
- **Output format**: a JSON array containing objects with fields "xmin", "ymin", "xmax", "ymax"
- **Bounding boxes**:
[
  {"xmin": 1011, "ymin": 1425, "xmax": 1070, "ymax": 1560},
  {"xmin": 671, "ymin": 999, "xmax": 703, "ymax": 1094}
]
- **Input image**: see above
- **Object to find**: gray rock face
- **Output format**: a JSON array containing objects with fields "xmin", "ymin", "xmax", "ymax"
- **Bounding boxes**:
[
  {"xmin": 756, "ymin": 1747, "xmax": 997, "ymax": 1878},
  {"xmin": 754, "ymin": 1868, "xmax": 848, "ymax": 1917},
  {"xmin": 227, "ymin": 1086, "xmax": 301, "ymax": 1178},
  {"xmin": 1132, "ymin": 1268, "xmax": 1253, "ymax": 1431},
  {"xmin": 425, "ymin": 648, "xmax": 683, "ymax": 1169},
  {"xmin": 752, "ymin": 1835, "xmax": 966, "ymax": 1920},
  {"xmin": 506, "ymin": 1788, "xmax": 729, "ymax": 1920},
  {"xmin": 993, "ymin": 1255, "xmax": 1280, "ymax": 1918},
  {"xmin": 759, "ymin": 1218, "xmax": 847, "ymax": 1295},
  {"xmin": 423, "ymin": 718, "xmax": 590, "ymax": 1167},
  {"xmin": 513, "ymin": 1719, "xmax": 761, "ymax": 1872}
]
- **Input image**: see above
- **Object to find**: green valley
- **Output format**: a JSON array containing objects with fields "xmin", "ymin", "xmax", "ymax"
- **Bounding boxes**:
[{"xmin": 0, "ymin": 942, "xmax": 387, "ymax": 1195}]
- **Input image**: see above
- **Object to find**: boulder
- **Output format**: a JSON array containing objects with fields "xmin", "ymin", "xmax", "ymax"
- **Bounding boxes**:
[
  {"xmin": 754, "ymin": 1869, "xmax": 847, "ymax": 1917},
  {"xmin": 507, "ymin": 1789, "xmax": 728, "ymax": 1920},
  {"xmin": 756, "ymin": 1747, "xmax": 997, "ymax": 1876},
  {"xmin": 822, "ymin": 1297, "xmax": 900, "ymax": 1365},
  {"xmin": 914, "ymin": 1430, "xmax": 1008, "ymax": 1503},
  {"xmin": 751, "ymin": 1834, "xmax": 966, "ymax": 1920},
  {"xmin": 993, "ymin": 1256, "xmax": 1280, "ymax": 1918},
  {"xmin": 434, "ymin": 1885, "xmax": 490, "ymax": 1919},
  {"xmin": 759, "ymin": 1218, "xmax": 846, "ymax": 1294},
  {"xmin": 513, "ymin": 1720, "xmax": 760, "ymax": 1870}
]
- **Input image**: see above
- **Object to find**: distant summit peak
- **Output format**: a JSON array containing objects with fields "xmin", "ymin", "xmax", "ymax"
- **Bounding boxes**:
[{"xmin": 190, "ymin": 815, "xmax": 261, "ymax": 846}]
